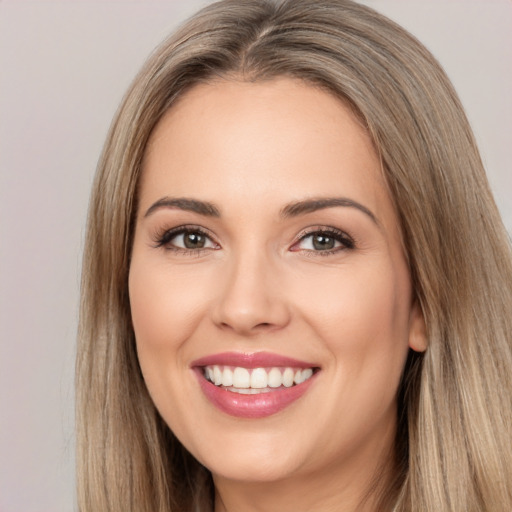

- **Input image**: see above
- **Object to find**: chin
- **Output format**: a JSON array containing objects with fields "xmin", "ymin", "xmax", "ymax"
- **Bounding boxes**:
[
  {"xmin": 209, "ymin": 457, "xmax": 301, "ymax": 484},
  {"xmin": 188, "ymin": 430, "xmax": 309, "ymax": 484}
]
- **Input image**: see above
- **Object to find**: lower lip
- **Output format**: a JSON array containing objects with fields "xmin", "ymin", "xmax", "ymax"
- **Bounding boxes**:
[{"xmin": 194, "ymin": 369, "xmax": 317, "ymax": 419}]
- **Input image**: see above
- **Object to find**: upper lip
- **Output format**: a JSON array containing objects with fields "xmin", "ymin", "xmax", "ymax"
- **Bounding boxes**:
[{"xmin": 191, "ymin": 351, "xmax": 318, "ymax": 369}]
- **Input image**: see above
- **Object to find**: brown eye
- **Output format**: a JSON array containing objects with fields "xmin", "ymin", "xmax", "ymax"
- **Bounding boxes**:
[
  {"xmin": 293, "ymin": 229, "xmax": 355, "ymax": 253},
  {"xmin": 183, "ymin": 232, "xmax": 207, "ymax": 249},
  {"xmin": 312, "ymin": 234, "xmax": 336, "ymax": 250},
  {"xmin": 156, "ymin": 227, "xmax": 218, "ymax": 252}
]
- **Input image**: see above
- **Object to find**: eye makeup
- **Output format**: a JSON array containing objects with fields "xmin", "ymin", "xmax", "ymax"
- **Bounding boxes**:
[
  {"xmin": 152, "ymin": 224, "xmax": 220, "ymax": 255},
  {"xmin": 291, "ymin": 226, "xmax": 356, "ymax": 255},
  {"xmin": 150, "ymin": 222, "xmax": 356, "ymax": 259}
]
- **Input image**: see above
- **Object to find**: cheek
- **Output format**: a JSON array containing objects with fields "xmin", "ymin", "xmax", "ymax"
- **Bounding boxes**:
[
  {"xmin": 128, "ymin": 257, "xmax": 215, "ymax": 435},
  {"xmin": 300, "ymin": 259, "xmax": 413, "ymax": 445},
  {"xmin": 294, "ymin": 258, "xmax": 412, "ymax": 376},
  {"xmin": 129, "ymin": 260, "xmax": 212, "ymax": 354}
]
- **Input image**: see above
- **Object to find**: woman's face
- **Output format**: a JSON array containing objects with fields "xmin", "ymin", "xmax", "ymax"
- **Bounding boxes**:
[{"xmin": 129, "ymin": 78, "xmax": 425, "ymax": 486}]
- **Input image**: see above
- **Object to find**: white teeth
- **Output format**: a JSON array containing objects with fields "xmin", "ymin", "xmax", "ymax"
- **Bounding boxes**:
[
  {"xmin": 250, "ymin": 368, "xmax": 268, "ymax": 389},
  {"xmin": 239, "ymin": 387, "xmax": 270, "ymax": 394},
  {"xmin": 225, "ymin": 387, "xmax": 273, "ymax": 394},
  {"xmin": 282, "ymin": 367, "xmax": 294, "ymax": 387},
  {"xmin": 204, "ymin": 365, "xmax": 316, "ymax": 389},
  {"xmin": 222, "ymin": 367, "xmax": 233, "ymax": 387},
  {"xmin": 301, "ymin": 368, "xmax": 313, "ymax": 381},
  {"xmin": 213, "ymin": 366, "xmax": 223, "ymax": 385},
  {"xmin": 268, "ymin": 367, "xmax": 282, "ymax": 388},
  {"xmin": 232, "ymin": 367, "xmax": 251, "ymax": 388}
]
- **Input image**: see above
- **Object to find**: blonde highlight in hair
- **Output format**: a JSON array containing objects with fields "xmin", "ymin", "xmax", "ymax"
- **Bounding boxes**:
[{"xmin": 77, "ymin": 1, "xmax": 512, "ymax": 510}]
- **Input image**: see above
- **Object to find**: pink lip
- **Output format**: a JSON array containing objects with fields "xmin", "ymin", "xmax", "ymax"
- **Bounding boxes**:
[
  {"xmin": 191, "ymin": 351, "xmax": 317, "ymax": 369},
  {"xmin": 191, "ymin": 352, "xmax": 319, "ymax": 419}
]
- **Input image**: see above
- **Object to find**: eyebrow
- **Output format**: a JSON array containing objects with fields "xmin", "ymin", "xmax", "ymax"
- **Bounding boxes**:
[
  {"xmin": 280, "ymin": 197, "xmax": 379, "ymax": 225},
  {"xmin": 143, "ymin": 195, "xmax": 378, "ymax": 226},
  {"xmin": 144, "ymin": 197, "xmax": 221, "ymax": 218}
]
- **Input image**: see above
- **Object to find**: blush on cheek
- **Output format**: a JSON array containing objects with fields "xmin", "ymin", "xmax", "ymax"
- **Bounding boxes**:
[
  {"xmin": 312, "ymin": 270, "xmax": 412, "ymax": 404},
  {"xmin": 129, "ymin": 260, "xmax": 216, "ymax": 359}
]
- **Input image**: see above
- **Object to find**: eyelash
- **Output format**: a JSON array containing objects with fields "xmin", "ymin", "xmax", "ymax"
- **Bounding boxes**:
[
  {"xmin": 292, "ymin": 227, "xmax": 355, "ymax": 255},
  {"xmin": 152, "ymin": 225, "xmax": 218, "ymax": 255},
  {"xmin": 152, "ymin": 225, "xmax": 356, "ymax": 256}
]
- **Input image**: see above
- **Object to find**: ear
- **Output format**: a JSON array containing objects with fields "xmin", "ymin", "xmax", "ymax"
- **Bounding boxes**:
[{"xmin": 408, "ymin": 301, "xmax": 427, "ymax": 352}]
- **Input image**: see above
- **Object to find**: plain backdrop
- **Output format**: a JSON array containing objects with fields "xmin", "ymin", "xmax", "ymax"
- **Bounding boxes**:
[{"xmin": 0, "ymin": 1, "xmax": 510, "ymax": 511}]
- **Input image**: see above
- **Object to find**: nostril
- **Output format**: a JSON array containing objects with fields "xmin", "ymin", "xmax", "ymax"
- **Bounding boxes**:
[{"xmin": 220, "ymin": 321, "xmax": 271, "ymax": 329}]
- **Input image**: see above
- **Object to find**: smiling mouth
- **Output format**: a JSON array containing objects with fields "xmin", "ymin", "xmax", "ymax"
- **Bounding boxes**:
[
  {"xmin": 203, "ymin": 365, "xmax": 316, "ymax": 394},
  {"xmin": 192, "ymin": 352, "xmax": 320, "ymax": 418}
]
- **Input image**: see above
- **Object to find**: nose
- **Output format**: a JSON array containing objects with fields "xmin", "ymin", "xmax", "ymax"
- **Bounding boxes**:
[{"xmin": 211, "ymin": 249, "xmax": 291, "ymax": 336}]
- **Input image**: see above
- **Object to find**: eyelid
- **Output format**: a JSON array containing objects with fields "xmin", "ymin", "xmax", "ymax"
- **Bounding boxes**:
[
  {"xmin": 291, "ymin": 226, "xmax": 356, "ymax": 253},
  {"xmin": 151, "ymin": 224, "xmax": 355, "ymax": 255},
  {"xmin": 152, "ymin": 224, "xmax": 219, "ymax": 251}
]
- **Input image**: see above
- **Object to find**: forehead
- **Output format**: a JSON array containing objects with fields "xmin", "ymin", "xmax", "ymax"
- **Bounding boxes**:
[{"xmin": 140, "ymin": 78, "xmax": 396, "ymax": 231}]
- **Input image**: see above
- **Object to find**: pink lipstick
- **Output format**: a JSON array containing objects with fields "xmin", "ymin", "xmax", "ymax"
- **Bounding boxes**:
[{"xmin": 191, "ymin": 352, "xmax": 319, "ymax": 418}]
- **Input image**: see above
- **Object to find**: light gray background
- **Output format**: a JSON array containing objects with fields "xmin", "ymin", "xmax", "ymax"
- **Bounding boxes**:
[{"xmin": 1, "ymin": 1, "xmax": 510, "ymax": 511}]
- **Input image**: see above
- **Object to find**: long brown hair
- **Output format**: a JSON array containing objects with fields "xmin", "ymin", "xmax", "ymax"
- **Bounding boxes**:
[{"xmin": 77, "ymin": 1, "xmax": 512, "ymax": 510}]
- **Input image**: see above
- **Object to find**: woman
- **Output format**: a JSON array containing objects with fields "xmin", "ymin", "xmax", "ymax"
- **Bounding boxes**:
[{"xmin": 76, "ymin": 0, "xmax": 512, "ymax": 510}]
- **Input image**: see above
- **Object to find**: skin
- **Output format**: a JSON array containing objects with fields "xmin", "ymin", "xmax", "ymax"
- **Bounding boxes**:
[{"xmin": 129, "ymin": 78, "xmax": 426, "ymax": 512}]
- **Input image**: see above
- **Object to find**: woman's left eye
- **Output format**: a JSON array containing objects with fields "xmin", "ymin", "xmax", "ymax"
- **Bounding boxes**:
[{"xmin": 292, "ymin": 229, "xmax": 355, "ymax": 253}]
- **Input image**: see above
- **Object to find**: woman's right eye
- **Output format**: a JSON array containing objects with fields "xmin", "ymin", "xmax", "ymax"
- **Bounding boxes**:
[{"xmin": 155, "ymin": 227, "xmax": 219, "ymax": 252}]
